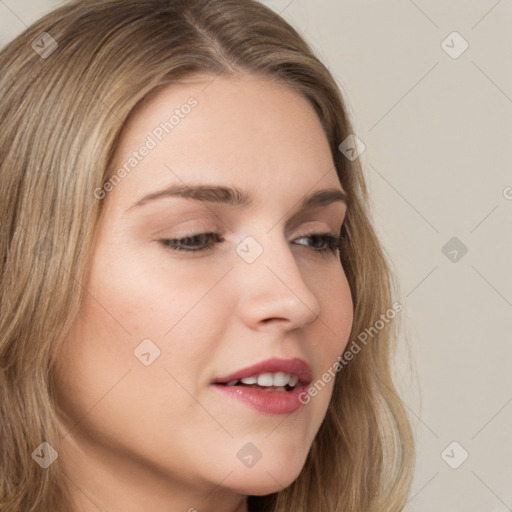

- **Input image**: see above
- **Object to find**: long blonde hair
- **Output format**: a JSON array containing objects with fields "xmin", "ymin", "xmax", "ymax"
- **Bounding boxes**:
[{"xmin": 0, "ymin": 0, "xmax": 415, "ymax": 510}]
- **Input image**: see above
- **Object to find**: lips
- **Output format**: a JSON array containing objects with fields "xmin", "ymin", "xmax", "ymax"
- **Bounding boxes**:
[
  {"xmin": 211, "ymin": 358, "xmax": 314, "ymax": 414},
  {"xmin": 211, "ymin": 357, "xmax": 313, "ymax": 387}
]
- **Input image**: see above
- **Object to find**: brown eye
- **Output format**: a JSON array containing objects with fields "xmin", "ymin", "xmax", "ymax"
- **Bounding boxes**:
[
  {"xmin": 159, "ymin": 233, "xmax": 223, "ymax": 252},
  {"xmin": 294, "ymin": 234, "xmax": 344, "ymax": 255}
]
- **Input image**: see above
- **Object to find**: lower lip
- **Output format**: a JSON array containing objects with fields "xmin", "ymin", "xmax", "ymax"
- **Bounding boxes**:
[{"xmin": 211, "ymin": 384, "xmax": 308, "ymax": 415}]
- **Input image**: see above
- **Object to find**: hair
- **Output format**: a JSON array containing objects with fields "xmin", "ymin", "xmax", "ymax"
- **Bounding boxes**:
[{"xmin": 0, "ymin": 0, "xmax": 415, "ymax": 510}]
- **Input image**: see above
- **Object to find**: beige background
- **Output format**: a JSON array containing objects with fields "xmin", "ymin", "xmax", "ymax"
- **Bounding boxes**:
[{"xmin": 1, "ymin": 1, "xmax": 511, "ymax": 510}]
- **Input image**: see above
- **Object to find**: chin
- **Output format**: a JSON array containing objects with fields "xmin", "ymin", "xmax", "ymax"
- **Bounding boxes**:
[{"xmin": 227, "ymin": 459, "xmax": 305, "ymax": 496}]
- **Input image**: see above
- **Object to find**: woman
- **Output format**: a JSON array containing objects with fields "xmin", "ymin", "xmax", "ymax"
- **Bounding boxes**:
[{"xmin": 0, "ymin": 0, "xmax": 415, "ymax": 511}]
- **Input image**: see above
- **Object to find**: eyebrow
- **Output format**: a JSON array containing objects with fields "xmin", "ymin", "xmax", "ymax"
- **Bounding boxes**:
[{"xmin": 126, "ymin": 182, "xmax": 348, "ymax": 212}]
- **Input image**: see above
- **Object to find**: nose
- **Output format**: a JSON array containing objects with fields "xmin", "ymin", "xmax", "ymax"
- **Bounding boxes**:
[{"xmin": 235, "ymin": 233, "xmax": 322, "ymax": 331}]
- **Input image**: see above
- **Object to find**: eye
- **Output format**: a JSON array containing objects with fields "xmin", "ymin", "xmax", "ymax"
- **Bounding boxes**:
[
  {"xmin": 294, "ymin": 233, "xmax": 344, "ymax": 255},
  {"xmin": 158, "ymin": 232, "xmax": 345, "ymax": 256},
  {"xmin": 159, "ymin": 233, "xmax": 222, "ymax": 253}
]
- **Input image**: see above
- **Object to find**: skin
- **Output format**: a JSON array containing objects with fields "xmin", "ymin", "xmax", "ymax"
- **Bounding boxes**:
[{"xmin": 53, "ymin": 74, "xmax": 354, "ymax": 512}]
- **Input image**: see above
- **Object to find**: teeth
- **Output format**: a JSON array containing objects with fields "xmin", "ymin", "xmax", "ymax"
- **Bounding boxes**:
[
  {"xmin": 240, "ymin": 376, "xmax": 258, "ymax": 385},
  {"xmin": 289, "ymin": 375, "xmax": 299, "ymax": 387},
  {"xmin": 222, "ymin": 373, "xmax": 301, "ymax": 388},
  {"xmin": 257, "ymin": 373, "xmax": 274, "ymax": 386},
  {"xmin": 273, "ymin": 372, "xmax": 290, "ymax": 387},
  {"xmin": 243, "ymin": 372, "xmax": 300, "ymax": 387}
]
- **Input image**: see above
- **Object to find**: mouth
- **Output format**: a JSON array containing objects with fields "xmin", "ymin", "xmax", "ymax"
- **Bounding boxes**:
[
  {"xmin": 211, "ymin": 357, "xmax": 312, "ymax": 389},
  {"xmin": 210, "ymin": 357, "xmax": 312, "ymax": 414},
  {"xmin": 215, "ymin": 376, "xmax": 299, "ymax": 392}
]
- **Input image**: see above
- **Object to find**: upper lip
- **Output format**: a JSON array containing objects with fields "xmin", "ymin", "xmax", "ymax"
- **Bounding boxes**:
[{"xmin": 212, "ymin": 357, "xmax": 313, "ymax": 386}]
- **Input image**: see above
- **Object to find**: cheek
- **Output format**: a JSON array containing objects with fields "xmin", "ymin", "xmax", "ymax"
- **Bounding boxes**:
[
  {"xmin": 84, "ymin": 240, "xmax": 232, "ymax": 339},
  {"xmin": 294, "ymin": 263, "xmax": 353, "ymax": 424},
  {"xmin": 315, "ymin": 268, "xmax": 353, "ymax": 392},
  {"xmin": 53, "ymin": 246, "xmax": 229, "ymax": 422},
  {"xmin": 52, "ymin": 257, "xmax": 236, "ymax": 476},
  {"xmin": 309, "ymin": 261, "xmax": 354, "ymax": 355}
]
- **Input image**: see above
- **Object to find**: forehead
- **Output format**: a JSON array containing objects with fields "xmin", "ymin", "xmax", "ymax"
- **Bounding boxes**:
[{"xmin": 105, "ymin": 75, "xmax": 342, "ymax": 211}]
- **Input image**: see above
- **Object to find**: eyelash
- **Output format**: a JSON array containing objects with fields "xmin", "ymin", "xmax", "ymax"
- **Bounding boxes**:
[{"xmin": 159, "ymin": 232, "xmax": 345, "ymax": 256}]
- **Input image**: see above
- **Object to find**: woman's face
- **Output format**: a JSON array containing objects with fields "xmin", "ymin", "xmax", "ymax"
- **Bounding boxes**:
[{"xmin": 54, "ymin": 75, "xmax": 353, "ymax": 512}]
